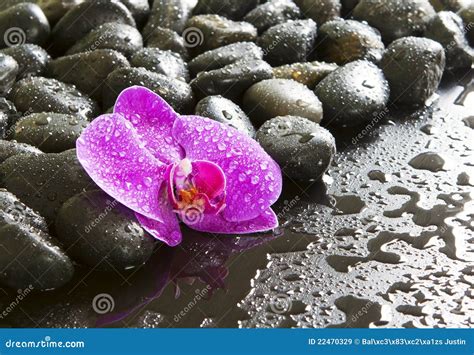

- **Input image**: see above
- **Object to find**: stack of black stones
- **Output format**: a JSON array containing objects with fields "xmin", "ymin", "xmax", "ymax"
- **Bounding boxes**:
[{"xmin": 0, "ymin": 0, "xmax": 472, "ymax": 292}]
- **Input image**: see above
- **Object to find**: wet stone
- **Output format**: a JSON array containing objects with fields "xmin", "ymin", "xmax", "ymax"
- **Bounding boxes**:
[
  {"xmin": 0, "ymin": 189, "xmax": 73, "ymax": 291},
  {"xmin": 424, "ymin": 11, "xmax": 474, "ymax": 71},
  {"xmin": 0, "ymin": 149, "xmax": 95, "ymax": 222},
  {"xmin": 184, "ymin": 15, "xmax": 257, "ymax": 55},
  {"xmin": 51, "ymin": 0, "xmax": 136, "ymax": 53},
  {"xmin": 192, "ymin": 0, "xmax": 259, "ymax": 20},
  {"xmin": 243, "ymin": 78, "xmax": 323, "ymax": 127},
  {"xmin": 409, "ymin": 152, "xmax": 446, "ymax": 172},
  {"xmin": 353, "ymin": 0, "xmax": 436, "ymax": 43},
  {"xmin": 258, "ymin": 19, "xmax": 317, "ymax": 66},
  {"xmin": 195, "ymin": 95, "xmax": 256, "ymax": 137},
  {"xmin": 9, "ymin": 76, "xmax": 100, "ymax": 119},
  {"xmin": 458, "ymin": 5, "xmax": 474, "ymax": 46},
  {"xmin": 0, "ymin": 113, "xmax": 8, "ymax": 139},
  {"xmin": 317, "ymin": 19, "xmax": 385, "ymax": 65},
  {"xmin": 0, "ymin": 223, "xmax": 74, "ymax": 291},
  {"xmin": 146, "ymin": 27, "xmax": 189, "ymax": 59},
  {"xmin": 130, "ymin": 48, "xmax": 189, "ymax": 82},
  {"xmin": 0, "ymin": 54, "xmax": 18, "ymax": 96},
  {"xmin": 47, "ymin": 49, "xmax": 130, "ymax": 101},
  {"xmin": 120, "ymin": 0, "xmax": 149, "ymax": 27},
  {"xmin": 244, "ymin": 0, "xmax": 302, "ymax": 34},
  {"xmin": 13, "ymin": 112, "xmax": 89, "ymax": 153},
  {"xmin": 66, "ymin": 23, "xmax": 143, "ymax": 59},
  {"xmin": 103, "ymin": 67, "xmax": 195, "ymax": 113},
  {"xmin": 188, "ymin": 42, "xmax": 263, "ymax": 77},
  {"xmin": 191, "ymin": 59, "xmax": 273, "ymax": 100},
  {"xmin": 55, "ymin": 190, "xmax": 155, "ymax": 271},
  {"xmin": 272, "ymin": 61, "xmax": 338, "ymax": 89},
  {"xmin": 315, "ymin": 60, "xmax": 390, "ymax": 127},
  {"xmin": 380, "ymin": 37, "xmax": 445, "ymax": 108},
  {"xmin": 143, "ymin": 0, "xmax": 195, "ymax": 35},
  {"xmin": 0, "ymin": 3, "xmax": 50, "ymax": 48},
  {"xmin": 256, "ymin": 115, "xmax": 336, "ymax": 181},
  {"xmin": 0, "ymin": 0, "xmax": 83, "ymax": 24},
  {"xmin": 294, "ymin": 0, "xmax": 341, "ymax": 25},
  {"xmin": 0, "ymin": 140, "xmax": 41, "ymax": 164},
  {"xmin": 0, "ymin": 44, "xmax": 51, "ymax": 79}
]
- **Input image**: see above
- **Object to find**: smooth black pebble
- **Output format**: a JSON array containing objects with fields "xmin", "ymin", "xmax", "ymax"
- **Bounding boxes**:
[
  {"xmin": 380, "ymin": 36, "xmax": 445, "ymax": 108},
  {"xmin": 256, "ymin": 115, "xmax": 336, "ymax": 181},
  {"xmin": 315, "ymin": 60, "xmax": 390, "ymax": 127},
  {"xmin": 0, "ymin": 44, "xmax": 51, "ymax": 79},
  {"xmin": 55, "ymin": 190, "xmax": 155, "ymax": 271},
  {"xmin": 0, "ymin": 54, "xmax": 18, "ymax": 96},
  {"xmin": 258, "ymin": 19, "xmax": 317, "ymax": 66},
  {"xmin": 130, "ymin": 48, "xmax": 189, "ymax": 82},
  {"xmin": 243, "ymin": 78, "xmax": 323, "ymax": 127},
  {"xmin": 195, "ymin": 95, "xmax": 256, "ymax": 137},
  {"xmin": 13, "ymin": 112, "xmax": 89, "ymax": 153},
  {"xmin": 244, "ymin": 0, "xmax": 302, "ymax": 34},
  {"xmin": 191, "ymin": 59, "xmax": 273, "ymax": 100},
  {"xmin": 9, "ymin": 76, "xmax": 100, "ymax": 119}
]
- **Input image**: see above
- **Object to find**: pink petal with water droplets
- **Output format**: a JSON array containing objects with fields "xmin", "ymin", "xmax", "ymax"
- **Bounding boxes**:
[
  {"xmin": 76, "ymin": 113, "xmax": 166, "ymax": 222},
  {"xmin": 135, "ymin": 212, "xmax": 182, "ymax": 247},
  {"xmin": 172, "ymin": 115, "xmax": 282, "ymax": 222},
  {"xmin": 114, "ymin": 86, "xmax": 184, "ymax": 164},
  {"xmin": 183, "ymin": 208, "xmax": 278, "ymax": 234},
  {"xmin": 191, "ymin": 160, "xmax": 226, "ymax": 200}
]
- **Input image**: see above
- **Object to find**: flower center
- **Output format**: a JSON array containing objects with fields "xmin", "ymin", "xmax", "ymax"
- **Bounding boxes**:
[{"xmin": 167, "ymin": 159, "xmax": 226, "ymax": 219}]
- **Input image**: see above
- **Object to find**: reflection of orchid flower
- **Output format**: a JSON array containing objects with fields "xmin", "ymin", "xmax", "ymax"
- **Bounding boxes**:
[
  {"xmin": 77, "ymin": 86, "xmax": 282, "ymax": 246},
  {"xmin": 96, "ymin": 229, "xmax": 277, "ymax": 327}
]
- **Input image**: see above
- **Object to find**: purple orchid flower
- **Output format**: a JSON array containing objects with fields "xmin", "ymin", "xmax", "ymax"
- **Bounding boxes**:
[{"xmin": 76, "ymin": 86, "xmax": 282, "ymax": 246}]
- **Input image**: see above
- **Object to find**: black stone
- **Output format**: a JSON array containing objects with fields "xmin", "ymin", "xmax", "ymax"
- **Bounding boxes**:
[
  {"xmin": 188, "ymin": 42, "xmax": 263, "ymax": 77},
  {"xmin": 0, "ymin": 54, "xmax": 18, "ymax": 96},
  {"xmin": 48, "ymin": 49, "xmax": 130, "ymax": 100},
  {"xmin": 0, "ymin": 3, "xmax": 50, "ymax": 48},
  {"xmin": 293, "ymin": 0, "xmax": 341, "ymax": 25},
  {"xmin": 0, "ymin": 149, "xmax": 95, "ymax": 222},
  {"xmin": 51, "ymin": 0, "xmax": 136, "ymax": 53},
  {"xmin": 13, "ymin": 112, "xmax": 89, "ymax": 153},
  {"xmin": 258, "ymin": 19, "xmax": 317, "ymax": 66},
  {"xmin": 143, "ymin": 0, "xmax": 195, "ymax": 35},
  {"xmin": 353, "ymin": 0, "xmax": 436, "ymax": 43},
  {"xmin": 9, "ymin": 76, "xmax": 100, "ymax": 119},
  {"xmin": 315, "ymin": 60, "xmax": 390, "ymax": 127},
  {"xmin": 146, "ymin": 27, "xmax": 189, "ymax": 59},
  {"xmin": 130, "ymin": 48, "xmax": 189, "ymax": 82},
  {"xmin": 272, "ymin": 61, "xmax": 338, "ymax": 89},
  {"xmin": 193, "ymin": 0, "xmax": 259, "ymax": 20},
  {"xmin": 380, "ymin": 37, "xmax": 445, "ymax": 108},
  {"xmin": 244, "ymin": 0, "xmax": 301, "ymax": 33},
  {"xmin": 103, "ymin": 67, "xmax": 195, "ymax": 113},
  {"xmin": 66, "ymin": 23, "xmax": 143, "ymax": 59},
  {"xmin": 0, "ymin": 140, "xmax": 41, "ymax": 164},
  {"xmin": 317, "ymin": 19, "xmax": 385, "ymax": 64},
  {"xmin": 195, "ymin": 95, "xmax": 256, "ymax": 137},
  {"xmin": 184, "ymin": 15, "xmax": 257, "ymax": 55},
  {"xmin": 243, "ymin": 78, "xmax": 324, "ymax": 127},
  {"xmin": 424, "ymin": 11, "xmax": 474, "ymax": 71},
  {"xmin": 55, "ymin": 190, "xmax": 155, "ymax": 271},
  {"xmin": 0, "ymin": 44, "xmax": 51, "ymax": 79},
  {"xmin": 256, "ymin": 115, "xmax": 336, "ymax": 180},
  {"xmin": 191, "ymin": 59, "xmax": 273, "ymax": 100}
]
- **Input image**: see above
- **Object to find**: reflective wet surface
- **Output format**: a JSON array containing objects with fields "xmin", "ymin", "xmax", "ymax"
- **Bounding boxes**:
[{"xmin": 1, "ymin": 70, "xmax": 473, "ymax": 328}]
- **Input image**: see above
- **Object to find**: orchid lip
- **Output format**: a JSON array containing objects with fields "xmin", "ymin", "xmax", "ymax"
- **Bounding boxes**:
[{"xmin": 166, "ymin": 159, "xmax": 226, "ymax": 217}]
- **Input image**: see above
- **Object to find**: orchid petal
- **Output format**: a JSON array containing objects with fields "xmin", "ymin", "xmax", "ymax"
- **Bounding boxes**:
[
  {"xmin": 135, "ymin": 212, "xmax": 182, "ymax": 247},
  {"xmin": 182, "ymin": 208, "xmax": 278, "ymax": 234},
  {"xmin": 114, "ymin": 86, "xmax": 184, "ymax": 164},
  {"xmin": 173, "ymin": 115, "xmax": 282, "ymax": 222},
  {"xmin": 76, "ymin": 113, "xmax": 166, "ymax": 222},
  {"xmin": 191, "ymin": 160, "xmax": 226, "ymax": 200}
]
